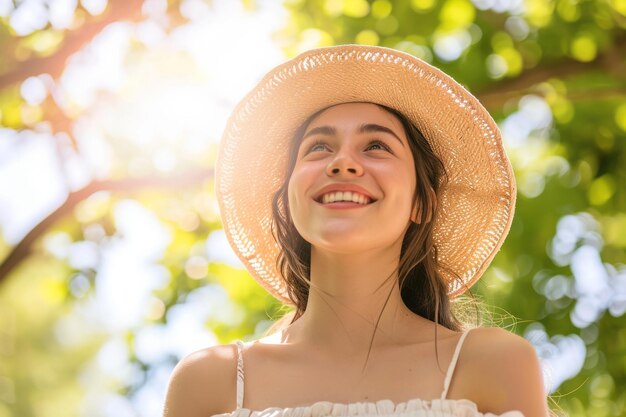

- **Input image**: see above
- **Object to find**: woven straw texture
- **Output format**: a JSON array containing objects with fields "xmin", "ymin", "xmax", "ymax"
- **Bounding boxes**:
[{"xmin": 216, "ymin": 45, "xmax": 517, "ymax": 305}]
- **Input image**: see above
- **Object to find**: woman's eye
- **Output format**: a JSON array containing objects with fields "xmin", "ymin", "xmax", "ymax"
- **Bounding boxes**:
[
  {"xmin": 366, "ymin": 140, "xmax": 391, "ymax": 152},
  {"xmin": 304, "ymin": 139, "xmax": 391, "ymax": 155},
  {"xmin": 306, "ymin": 140, "xmax": 329, "ymax": 153}
]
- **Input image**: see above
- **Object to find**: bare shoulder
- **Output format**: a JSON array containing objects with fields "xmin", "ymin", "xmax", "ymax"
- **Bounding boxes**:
[
  {"xmin": 163, "ymin": 343, "xmax": 238, "ymax": 417},
  {"xmin": 465, "ymin": 326, "xmax": 533, "ymax": 356},
  {"xmin": 459, "ymin": 327, "xmax": 550, "ymax": 417}
]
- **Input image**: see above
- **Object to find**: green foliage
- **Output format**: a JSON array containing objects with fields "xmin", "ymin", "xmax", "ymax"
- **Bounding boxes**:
[{"xmin": 0, "ymin": 254, "xmax": 105, "ymax": 416}]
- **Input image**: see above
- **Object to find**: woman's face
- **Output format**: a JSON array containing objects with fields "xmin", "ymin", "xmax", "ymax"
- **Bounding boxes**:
[{"xmin": 287, "ymin": 102, "xmax": 418, "ymax": 254}]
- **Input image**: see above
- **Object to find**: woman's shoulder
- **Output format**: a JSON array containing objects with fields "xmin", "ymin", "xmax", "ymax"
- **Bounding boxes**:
[
  {"xmin": 163, "ymin": 343, "xmax": 238, "ymax": 417},
  {"xmin": 462, "ymin": 326, "xmax": 541, "ymax": 379},
  {"xmin": 465, "ymin": 326, "xmax": 535, "ymax": 353},
  {"xmin": 464, "ymin": 326, "xmax": 543, "ymax": 377},
  {"xmin": 459, "ymin": 326, "xmax": 548, "ymax": 416}
]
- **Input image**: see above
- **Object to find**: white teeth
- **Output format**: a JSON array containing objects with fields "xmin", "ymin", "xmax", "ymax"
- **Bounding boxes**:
[{"xmin": 320, "ymin": 191, "xmax": 371, "ymax": 205}]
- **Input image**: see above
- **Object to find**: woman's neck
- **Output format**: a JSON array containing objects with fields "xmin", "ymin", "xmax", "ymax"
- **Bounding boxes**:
[{"xmin": 281, "ymin": 245, "xmax": 433, "ymax": 357}]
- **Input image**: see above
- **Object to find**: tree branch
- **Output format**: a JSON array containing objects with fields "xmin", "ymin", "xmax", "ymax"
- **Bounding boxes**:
[
  {"xmin": 0, "ymin": 168, "xmax": 213, "ymax": 286},
  {"xmin": 0, "ymin": 0, "xmax": 145, "ymax": 90},
  {"xmin": 476, "ymin": 34, "xmax": 626, "ymax": 109}
]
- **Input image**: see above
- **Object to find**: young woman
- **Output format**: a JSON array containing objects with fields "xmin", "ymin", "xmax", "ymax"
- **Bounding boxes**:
[{"xmin": 163, "ymin": 45, "xmax": 550, "ymax": 417}]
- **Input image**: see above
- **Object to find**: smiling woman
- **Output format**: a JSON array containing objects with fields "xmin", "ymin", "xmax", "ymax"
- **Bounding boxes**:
[{"xmin": 162, "ymin": 45, "xmax": 550, "ymax": 417}]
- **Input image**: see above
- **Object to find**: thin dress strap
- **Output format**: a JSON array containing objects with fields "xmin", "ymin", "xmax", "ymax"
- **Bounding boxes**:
[
  {"xmin": 440, "ymin": 328, "xmax": 473, "ymax": 400},
  {"xmin": 235, "ymin": 340, "xmax": 245, "ymax": 409}
]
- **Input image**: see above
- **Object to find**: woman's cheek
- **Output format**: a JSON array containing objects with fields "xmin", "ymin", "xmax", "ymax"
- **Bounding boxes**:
[{"xmin": 287, "ymin": 171, "xmax": 307, "ymax": 216}]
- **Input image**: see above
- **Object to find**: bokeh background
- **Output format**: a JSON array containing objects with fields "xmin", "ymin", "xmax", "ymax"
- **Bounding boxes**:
[{"xmin": 0, "ymin": 0, "xmax": 625, "ymax": 416}]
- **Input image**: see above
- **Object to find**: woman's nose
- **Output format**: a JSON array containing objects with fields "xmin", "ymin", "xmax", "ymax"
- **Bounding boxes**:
[{"xmin": 325, "ymin": 150, "xmax": 364, "ymax": 176}]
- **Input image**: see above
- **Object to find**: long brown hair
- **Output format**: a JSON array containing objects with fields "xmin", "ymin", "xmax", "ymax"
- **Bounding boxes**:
[{"xmin": 267, "ymin": 102, "xmax": 468, "ymax": 340}]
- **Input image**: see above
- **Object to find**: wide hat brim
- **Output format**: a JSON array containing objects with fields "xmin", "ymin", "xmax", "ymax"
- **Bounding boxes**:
[{"xmin": 216, "ymin": 44, "xmax": 517, "ymax": 305}]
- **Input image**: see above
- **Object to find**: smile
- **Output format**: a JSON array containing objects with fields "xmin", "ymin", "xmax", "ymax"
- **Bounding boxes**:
[{"xmin": 315, "ymin": 191, "xmax": 374, "ymax": 205}]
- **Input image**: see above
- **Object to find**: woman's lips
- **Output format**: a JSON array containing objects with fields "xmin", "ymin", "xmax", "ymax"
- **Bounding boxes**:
[{"xmin": 314, "ymin": 199, "xmax": 374, "ymax": 209}]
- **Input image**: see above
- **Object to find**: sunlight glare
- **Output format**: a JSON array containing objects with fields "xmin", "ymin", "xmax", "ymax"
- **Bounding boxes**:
[
  {"xmin": 0, "ymin": 132, "xmax": 68, "ymax": 244},
  {"xmin": 20, "ymin": 76, "xmax": 48, "ymax": 105},
  {"xmin": 80, "ymin": 0, "xmax": 108, "ymax": 16},
  {"xmin": 171, "ymin": 2, "xmax": 285, "ymax": 106},
  {"xmin": 58, "ymin": 0, "xmax": 286, "ymax": 178},
  {"xmin": 0, "ymin": 0, "xmax": 13, "ymax": 17},
  {"xmin": 49, "ymin": 0, "xmax": 78, "ymax": 30},
  {"xmin": 432, "ymin": 30, "xmax": 471, "ymax": 62},
  {"xmin": 525, "ymin": 322, "xmax": 586, "ymax": 393},
  {"xmin": 93, "ymin": 200, "xmax": 171, "ymax": 331},
  {"xmin": 206, "ymin": 229, "xmax": 245, "ymax": 268},
  {"xmin": 9, "ymin": 0, "xmax": 48, "ymax": 36}
]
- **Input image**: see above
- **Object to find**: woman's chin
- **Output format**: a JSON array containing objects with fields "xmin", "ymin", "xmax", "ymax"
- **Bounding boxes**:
[{"xmin": 308, "ymin": 234, "xmax": 401, "ymax": 255}]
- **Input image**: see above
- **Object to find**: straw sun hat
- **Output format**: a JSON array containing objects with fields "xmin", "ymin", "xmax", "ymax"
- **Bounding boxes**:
[{"xmin": 215, "ymin": 44, "xmax": 516, "ymax": 305}]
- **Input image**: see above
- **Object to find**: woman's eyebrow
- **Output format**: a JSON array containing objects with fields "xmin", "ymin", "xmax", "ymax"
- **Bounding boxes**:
[
  {"xmin": 358, "ymin": 123, "xmax": 404, "ymax": 147},
  {"xmin": 302, "ymin": 126, "xmax": 335, "ymax": 141}
]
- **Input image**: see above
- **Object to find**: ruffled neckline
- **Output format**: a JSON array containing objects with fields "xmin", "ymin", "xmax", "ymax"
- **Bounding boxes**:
[{"xmin": 215, "ymin": 397, "xmax": 525, "ymax": 417}]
